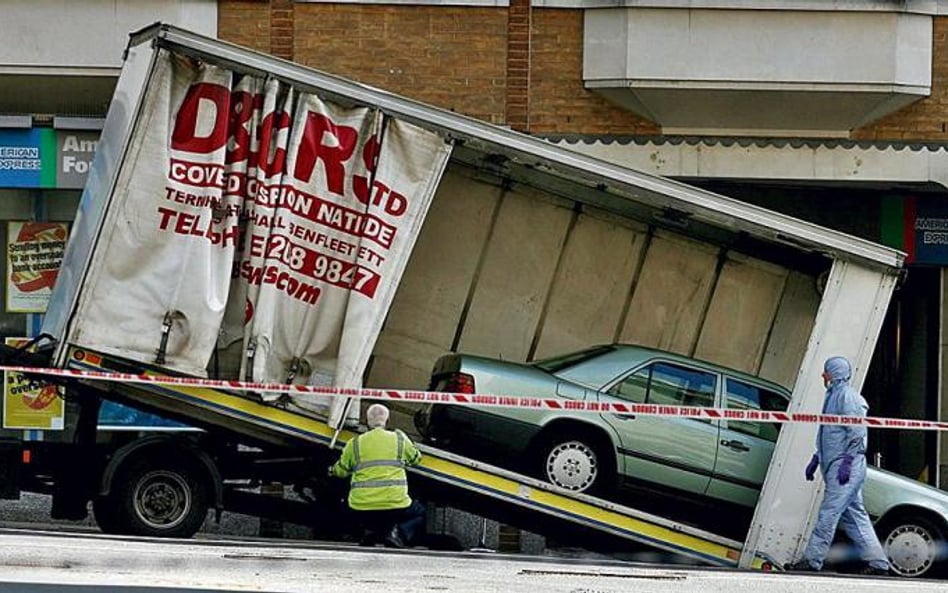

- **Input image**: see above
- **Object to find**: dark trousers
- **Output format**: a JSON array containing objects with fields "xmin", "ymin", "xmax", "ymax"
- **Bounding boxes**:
[{"xmin": 356, "ymin": 499, "xmax": 426, "ymax": 544}]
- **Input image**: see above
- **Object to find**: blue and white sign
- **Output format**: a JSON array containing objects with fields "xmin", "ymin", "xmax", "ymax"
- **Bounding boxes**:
[{"xmin": 0, "ymin": 129, "xmax": 44, "ymax": 187}]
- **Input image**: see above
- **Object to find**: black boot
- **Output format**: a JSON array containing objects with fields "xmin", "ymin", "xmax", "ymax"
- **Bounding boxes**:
[
  {"xmin": 384, "ymin": 526, "xmax": 406, "ymax": 549},
  {"xmin": 785, "ymin": 560, "xmax": 819, "ymax": 572},
  {"xmin": 858, "ymin": 565, "xmax": 890, "ymax": 577}
]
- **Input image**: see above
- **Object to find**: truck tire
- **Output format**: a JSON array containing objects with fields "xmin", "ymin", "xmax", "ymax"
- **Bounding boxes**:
[
  {"xmin": 878, "ymin": 513, "xmax": 947, "ymax": 578},
  {"xmin": 111, "ymin": 459, "xmax": 209, "ymax": 538}
]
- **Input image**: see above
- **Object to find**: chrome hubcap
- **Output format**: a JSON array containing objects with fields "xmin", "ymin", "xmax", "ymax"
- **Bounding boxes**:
[
  {"xmin": 545, "ymin": 440, "xmax": 597, "ymax": 492},
  {"xmin": 885, "ymin": 523, "xmax": 936, "ymax": 577},
  {"xmin": 133, "ymin": 470, "xmax": 192, "ymax": 530}
]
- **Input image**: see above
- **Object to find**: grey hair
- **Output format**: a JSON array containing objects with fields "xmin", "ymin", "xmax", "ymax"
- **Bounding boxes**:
[{"xmin": 366, "ymin": 403, "xmax": 390, "ymax": 428}]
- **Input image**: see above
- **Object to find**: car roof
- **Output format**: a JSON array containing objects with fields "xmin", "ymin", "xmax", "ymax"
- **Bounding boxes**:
[{"xmin": 549, "ymin": 343, "xmax": 792, "ymax": 395}]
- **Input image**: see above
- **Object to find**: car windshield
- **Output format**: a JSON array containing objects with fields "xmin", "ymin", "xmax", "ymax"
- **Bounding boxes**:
[{"xmin": 531, "ymin": 345, "xmax": 616, "ymax": 373}]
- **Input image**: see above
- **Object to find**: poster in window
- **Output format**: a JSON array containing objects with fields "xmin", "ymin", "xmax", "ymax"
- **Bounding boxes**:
[
  {"xmin": 6, "ymin": 221, "xmax": 69, "ymax": 313},
  {"xmin": 2, "ymin": 337, "xmax": 64, "ymax": 430}
]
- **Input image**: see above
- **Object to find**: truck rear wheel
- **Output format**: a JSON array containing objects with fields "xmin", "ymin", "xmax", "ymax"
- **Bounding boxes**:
[{"xmin": 111, "ymin": 459, "xmax": 209, "ymax": 538}]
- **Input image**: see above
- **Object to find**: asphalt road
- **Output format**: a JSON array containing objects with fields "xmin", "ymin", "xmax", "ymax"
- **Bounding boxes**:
[{"xmin": 0, "ymin": 528, "xmax": 943, "ymax": 593}]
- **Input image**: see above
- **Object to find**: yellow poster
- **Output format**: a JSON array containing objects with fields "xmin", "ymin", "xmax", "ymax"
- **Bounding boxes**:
[{"xmin": 3, "ymin": 337, "xmax": 64, "ymax": 430}]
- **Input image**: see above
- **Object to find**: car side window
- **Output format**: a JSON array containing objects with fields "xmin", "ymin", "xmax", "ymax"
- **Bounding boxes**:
[
  {"xmin": 724, "ymin": 378, "xmax": 788, "ymax": 442},
  {"xmin": 608, "ymin": 366, "xmax": 650, "ymax": 403},
  {"xmin": 609, "ymin": 362, "xmax": 716, "ymax": 408}
]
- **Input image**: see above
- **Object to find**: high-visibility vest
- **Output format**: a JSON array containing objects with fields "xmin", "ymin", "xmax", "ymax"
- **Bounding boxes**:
[{"xmin": 330, "ymin": 427, "xmax": 422, "ymax": 511}]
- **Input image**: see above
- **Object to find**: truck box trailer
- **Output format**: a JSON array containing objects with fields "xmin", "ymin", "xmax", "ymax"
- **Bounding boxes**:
[{"xmin": 0, "ymin": 23, "xmax": 904, "ymax": 572}]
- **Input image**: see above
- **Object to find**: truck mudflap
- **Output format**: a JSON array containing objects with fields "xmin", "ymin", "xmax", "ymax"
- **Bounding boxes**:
[
  {"xmin": 0, "ymin": 439, "xmax": 21, "ymax": 499},
  {"xmin": 61, "ymin": 346, "xmax": 773, "ymax": 570}
]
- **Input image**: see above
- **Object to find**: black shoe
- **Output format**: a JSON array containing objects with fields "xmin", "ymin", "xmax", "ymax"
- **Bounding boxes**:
[
  {"xmin": 384, "ymin": 526, "xmax": 406, "ymax": 549},
  {"xmin": 785, "ymin": 560, "xmax": 819, "ymax": 572},
  {"xmin": 858, "ymin": 565, "xmax": 890, "ymax": 577}
]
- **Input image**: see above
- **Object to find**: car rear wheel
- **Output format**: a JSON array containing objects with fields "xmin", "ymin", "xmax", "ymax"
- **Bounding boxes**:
[
  {"xmin": 534, "ymin": 430, "xmax": 614, "ymax": 495},
  {"xmin": 879, "ymin": 514, "xmax": 946, "ymax": 578}
]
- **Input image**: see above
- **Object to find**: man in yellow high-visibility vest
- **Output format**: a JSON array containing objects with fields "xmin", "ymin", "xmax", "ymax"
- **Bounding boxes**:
[{"xmin": 330, "ymin": 403, "xmax": 425, "ymax": 547}]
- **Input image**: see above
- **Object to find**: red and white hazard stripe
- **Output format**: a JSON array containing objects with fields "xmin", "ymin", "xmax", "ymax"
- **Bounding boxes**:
[{"xmin": 2, "ymin": 363, "xmax": 946, "ymax": 432}]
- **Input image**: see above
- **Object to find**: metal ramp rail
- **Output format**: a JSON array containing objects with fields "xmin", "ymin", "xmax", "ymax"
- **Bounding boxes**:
[{"xmin": 63, "ymin": 346, "xmax": 773, "ymax": 570}]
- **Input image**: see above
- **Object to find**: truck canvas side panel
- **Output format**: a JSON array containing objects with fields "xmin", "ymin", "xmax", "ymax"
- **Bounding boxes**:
[
  {"xmin": 44, "ymin": 41, "xmax": 157, "ymax": 351},
  {"xmin": 46, "ymin": 48, "xmax": 452, "ymax": 419}
]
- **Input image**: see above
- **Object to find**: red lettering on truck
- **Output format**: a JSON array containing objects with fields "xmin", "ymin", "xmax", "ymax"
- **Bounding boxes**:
[{"xmin": 168, "ymin": 82, "xmax": 410, "ymax": 218}]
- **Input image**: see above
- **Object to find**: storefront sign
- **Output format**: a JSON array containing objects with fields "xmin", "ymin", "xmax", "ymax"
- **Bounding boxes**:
[
  {"xmin": 0, "ymin": 129, "xmax": 54, "ymax": 188},
  {"xmin": 2, "ymin": 337, "xmax": 64, "ymax": 430},
  {"xmin": 6, "ymin": 221, "xmax": 69, "ymax": 313},
  {"xmin": 911, "ymin": 199, "xmax": 948, "ymax": 265},
  {"xmin": 57, "ymin": 132, "xmax": 97, "ymax": 188},
  {"xmin": 0, "ymin": 128, "xmax": 98, "ymax": 189}
]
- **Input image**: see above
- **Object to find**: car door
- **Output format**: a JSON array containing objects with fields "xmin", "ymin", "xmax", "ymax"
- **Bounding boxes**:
[
  {"xmin": 706, "ymin": 376, "xmax": 790, "ymax": 507},
  {"xmin": 599, "ymin": 360, "xmax": 721, "ymax": 496}
]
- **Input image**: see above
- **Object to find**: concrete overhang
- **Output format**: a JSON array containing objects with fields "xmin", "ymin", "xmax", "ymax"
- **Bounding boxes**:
[
  {"xmin": 547, "ymin": 135, "xmax": 948, "ymax": 191},
  {"xmin": 0, "ymin": 69, "xmax": 118, "ymax": 118},
  {"xmin": 584, "ymin": 7, "xmax": 933, "ymax": 137}
]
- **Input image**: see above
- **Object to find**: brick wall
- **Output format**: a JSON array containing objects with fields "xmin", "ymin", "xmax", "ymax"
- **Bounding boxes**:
[
  {"xmin": 506, "ymin": 0, "xmax": 531, "ymax": 131},
  {"xmin": 219, "ymin": 0, "xmax": 271, "ymax": 54},
  {"xmin": 292, "ymin": 4, "xmax": 509, "ymax": 124},
  {"xmin": 529, "ymin": 9, "xmax": 657, "ymax": 135},
  {"xmin": 270, "ymin": 0, "xmax": 295, "ymax": 60}
]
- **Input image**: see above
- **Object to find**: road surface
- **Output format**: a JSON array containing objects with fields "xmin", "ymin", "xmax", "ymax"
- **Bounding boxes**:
[{"xmin": 0, "ymin": 528, "xmax": 945, "ymax": 593}]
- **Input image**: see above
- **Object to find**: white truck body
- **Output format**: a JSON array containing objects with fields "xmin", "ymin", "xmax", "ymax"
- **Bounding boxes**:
[{"xmin": 40, "ymin": 24, "xmax": 904, "ymax": 566}]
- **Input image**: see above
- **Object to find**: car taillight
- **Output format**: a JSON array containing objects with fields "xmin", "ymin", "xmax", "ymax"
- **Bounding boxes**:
[{"xmin": 442, "ymin": 372, "xmax": 476, "ymax": 394}]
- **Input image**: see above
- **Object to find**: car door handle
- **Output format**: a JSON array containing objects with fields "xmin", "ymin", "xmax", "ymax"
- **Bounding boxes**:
[
  {"xmin": 611, "ymin": 413, "xmax": 636, "ymax": 421},
  {"xmin": 721, "ymin": 439, "xmax": 750, "ymax": 452}
]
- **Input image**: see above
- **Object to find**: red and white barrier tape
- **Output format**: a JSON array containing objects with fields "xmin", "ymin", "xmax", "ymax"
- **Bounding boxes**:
[{"xmin": 2, "ymin": 363, "xmax": 945, "ymax": 431}]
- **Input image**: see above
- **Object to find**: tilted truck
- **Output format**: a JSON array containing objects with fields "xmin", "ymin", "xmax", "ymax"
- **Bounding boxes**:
[{"xmin": 0, "ymin": 23, "xmax": 905, "ymax": 571}]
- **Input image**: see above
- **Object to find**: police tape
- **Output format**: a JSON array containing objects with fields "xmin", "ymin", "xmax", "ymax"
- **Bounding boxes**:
[{"xmin": 1, "ymin": 362, "xmax": 946, "ymax": 432}]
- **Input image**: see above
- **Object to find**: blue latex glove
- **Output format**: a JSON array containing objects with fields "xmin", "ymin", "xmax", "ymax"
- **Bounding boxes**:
[
  {"xmin": 805, "ymin": 454, "xmax": 819, "ymax": 481},
  {"xmin": 837, "ymin": 454, "xmax": 853, "ymax": 485}
]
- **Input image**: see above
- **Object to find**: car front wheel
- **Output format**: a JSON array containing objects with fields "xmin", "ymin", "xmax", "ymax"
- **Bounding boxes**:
[{"xmin": 879, "ymin": 514, "xmax": 946, "ymax": 578}]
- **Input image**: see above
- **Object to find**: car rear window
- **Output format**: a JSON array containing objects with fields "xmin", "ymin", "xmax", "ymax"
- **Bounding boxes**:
[{"xmin": 532, "ymin": 345, "xmax": 616, "ymax": 373}]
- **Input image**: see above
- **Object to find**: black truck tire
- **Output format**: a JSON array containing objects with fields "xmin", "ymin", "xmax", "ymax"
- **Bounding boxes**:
[{"xmin": 109, "ymin": 458, "xmax": 210, "ymax": 538}]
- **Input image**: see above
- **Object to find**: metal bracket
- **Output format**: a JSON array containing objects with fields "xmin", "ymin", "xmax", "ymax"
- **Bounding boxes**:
[
  {"xmin": 245, "ymin": 338, "xmax": 257, "ymax": 382},
  {"xmin": 155, "ymin": 312, "xmax": 174, "ymax": 364},
  {"xmin": 285, "ymin": 357, "xmax": 301, "ymax": 384}
]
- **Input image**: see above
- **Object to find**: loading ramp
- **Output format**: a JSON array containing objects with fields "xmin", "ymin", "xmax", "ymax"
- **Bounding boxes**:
[{"xmin": 56, "ymin": 345, "xmax": 773, "ymax": 570}]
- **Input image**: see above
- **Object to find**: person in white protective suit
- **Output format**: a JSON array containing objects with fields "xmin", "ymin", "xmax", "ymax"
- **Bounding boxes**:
[{"xmin": 786, "ymin": 356, "xmax": 890, "ymax": 576}]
